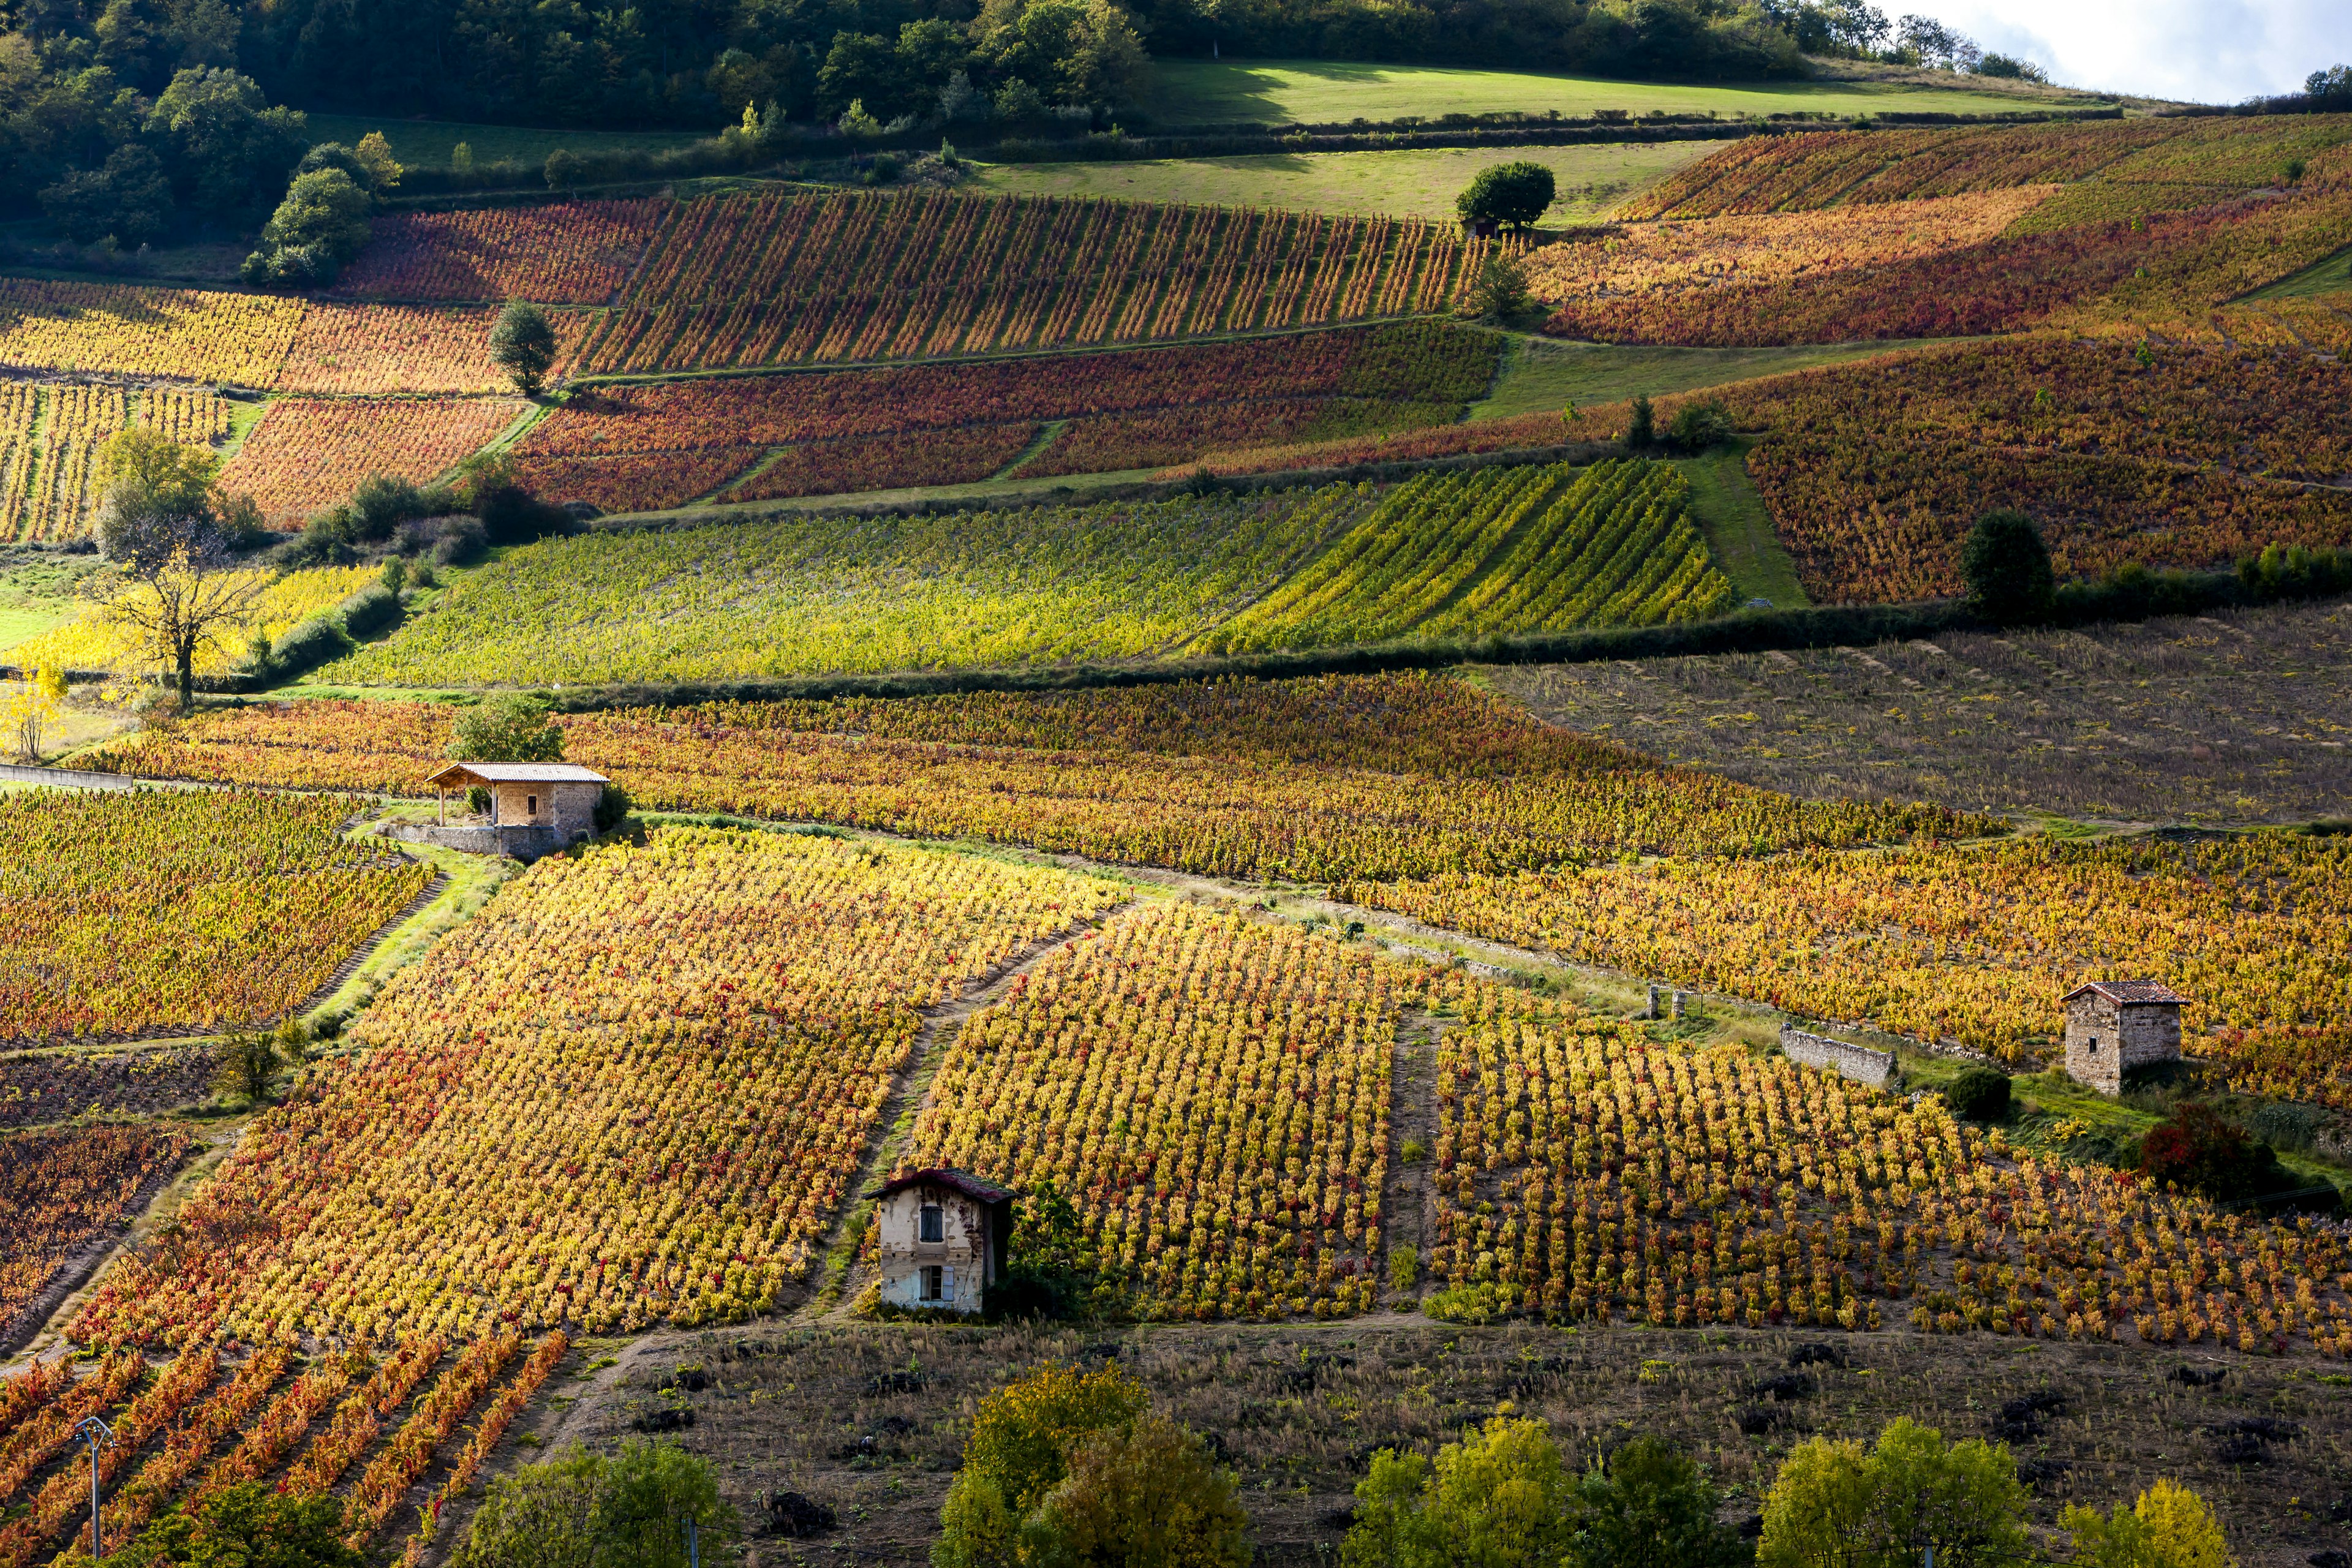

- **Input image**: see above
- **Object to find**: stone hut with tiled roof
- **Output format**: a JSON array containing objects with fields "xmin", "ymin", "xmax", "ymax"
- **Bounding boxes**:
[
  {"xmin": 2061, "ymin": 980, "xmax": 2189, "ymax": 1094},
  {"xmin": 864, "ymin": 1167, "xmax": 1013, "ymax": 1315}
]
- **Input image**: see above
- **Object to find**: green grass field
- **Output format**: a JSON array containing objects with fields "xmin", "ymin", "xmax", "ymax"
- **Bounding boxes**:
[
  {"xmin": 974, "ymin": 140, "xmax": 1728, "ymax": 221},
  {"xmin": 2245, "ymin": 242, "xmax": 2352, "ymax": 300},
  {"xmin": 304, "ymin": 115, "xmax": 706, "ymax": 172},
  {"xmin": 1137, "ymin": 59, "xmax": 2107, "ymax": 128},
  {"xmin": 1469, "ymin": 338, "xmax": 1931, "ymax": 420},
  {"xmin": 1671, "ymin": 439, "xmax": 1807, "ymax": 609}
]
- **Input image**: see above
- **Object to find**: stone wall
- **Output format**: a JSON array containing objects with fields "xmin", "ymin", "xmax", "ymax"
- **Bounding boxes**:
[{"xmin": 1779, "ymin": 1025, "xmax": 1896, "ymax": 1090}]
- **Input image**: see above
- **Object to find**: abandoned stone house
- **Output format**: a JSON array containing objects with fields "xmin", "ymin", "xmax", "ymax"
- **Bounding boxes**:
[
  {"xmin": 866, "ymin": 1168, "xmax": 1013, "ymax": 1314},
  {"xmin": 2062, "ymin": 980, "xmax": 2189, "ymax": 1094}
]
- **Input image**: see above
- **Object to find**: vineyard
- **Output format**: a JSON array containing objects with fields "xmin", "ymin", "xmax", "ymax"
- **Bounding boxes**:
[
  {"xmin": 68, "ymin": 826, "xmax": 1124, "ymax": 1344},
  {"xmin": 1343, "ymin": 831, "xmax": 2352, "ymax": 1110},
  {"xmin": 0, "ymin": 789, "xmax": 431, "ymax": 1044},
  {"xmin": 1620, "ymin": 114, "xmax": 2352, "ymax": 219},
  {"xmin": 0, "ymin": 383, "xmax": 235, "ymax": 543},
  {"xmin": 508, "ymin": 322, "xmax": 1498, "ymax": 513},
  {"xmin": 570, "ymin": 188, "xmax": 1491, "ymax": 375},
  {"xmin": 0, "ymin": 281, "xmax": 302, "ymax": 385},
  {"xmin": 219, "ymin": 396, "xmax": 529, "ymax": 522},
  {"xmin": 9, "ymin": 564, "xmax": 379, "ymax": 674},
  {"xmin": 1207, "ymin": 460, "xmax": 1734, "ymax": 652},
  {"xmin": 317, "ymin": 486, "xmax": 1374, "ymax": 682},
  {"xmin": 328, "ymin": 200, "xmax": 667, "ymax": 304},
  {"xmin": 1426, "ymin": 986, "xmax": 2352, "ymax": 1353},
  {"xmin": 903, "ymin": 903, "xmax": 1408, "ymax": 1319},
  {"xmin": 0, "ymin": 1046, "xmax": 216, "ymax": 1129},
  {"xmin": 1710, "ymin": 339, "xmax": 2352, "ymax": 600},
  {"xmin": 319, "ymin": 460, "xmax": 1733, "ymax": 684},
  {"xmin": 1534, "ymin": 186, "xmax": 2352, "ymax": 346},
  {"xmin": 80, "ymin": 677, "xmax": 1981, "ymax": 884},
  {"xmin": 274, "ymin": 303, "xmax": 589, "ymax": 395},
  {"xmin": 0, "ymin": 1123, "xmax": 192, "ymax": 1340},
  {"xmin": 0, "ymin": 1332, "xmax": 573, "ymax": 1568}
]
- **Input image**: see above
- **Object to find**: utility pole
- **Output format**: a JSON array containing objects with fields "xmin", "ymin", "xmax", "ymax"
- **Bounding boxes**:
[
  {"xmin": 72, "ymin": 1415, "xmax": 115, "ymax": 1561},
  {"xmin": 683, "ymin": 1514, "xmax": 700, "ymax": 1568}
]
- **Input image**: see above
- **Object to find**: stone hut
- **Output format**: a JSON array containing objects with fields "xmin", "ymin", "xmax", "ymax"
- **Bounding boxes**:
[
  {"xmin": 2061, "ymin": 980, "xmax": 2188, "ymax": 1094},
  {"xmin": 865, "ymin": 1168, "xmax": 1012, "ymax": 1315},
  {"xmin": 428, "ymin": 762, "xmax": 606, "ymax": 834}
]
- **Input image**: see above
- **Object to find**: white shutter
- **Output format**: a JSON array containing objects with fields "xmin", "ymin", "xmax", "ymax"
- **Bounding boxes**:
[{"xmin": 943, "ymin": 1267, "xmax": 956, "ymax": 1303}]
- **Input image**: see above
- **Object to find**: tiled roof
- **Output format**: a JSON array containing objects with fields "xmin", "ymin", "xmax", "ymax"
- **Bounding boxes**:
[
  {"xmin": 425, "ymin": 763, "xmax": 609, "ymax": 785},
  {"xmin": 866, "ymin": 1166, "xmax": 1014, "ymax": 1204},
  {"xmin": 2063, "ymin": 979, "xmax": 2191, "ymax": 1006}
]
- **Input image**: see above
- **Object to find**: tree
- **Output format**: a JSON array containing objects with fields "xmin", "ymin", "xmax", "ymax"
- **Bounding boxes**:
[
  {"xmin": 1566, "ymin": 1436, "xmax": 1749, "ymax": 1568},
  {"xmin": 353, "ymin": 130, "xmax": 402, "ymax": 193},
  {"xmin": 1463, "ymin": 252, "xmax": 1532, "ymax": 325},
  {"xmin": 453, "ymin": 1446, "xmax": 599, "ymax": 1568},
  {"xmin": 451, "ymin": 693, "xmax": 565, "ymax": 764},
  {"xmin": 1667, "ymin": 402, "xmax": 1733, "ymax": 451},
  {"xmin": 934, "ymin": 1364, "xmax": 1150, "ymax": 1568},
  {"xmin": 1959, "ymin": 508, "xmax": 2055, "ymax": 624},
  {"xmin": 214, "ymin": 1027, "xmax": 282, "ymax": 1104},
  {"xmin": 1343, "ymin": 1417, "xmax": 1572, "ymax": 1568},
  {"xmin": 144, "ymin": 66, "xmax": 307, "ymax": 219},
  {"xmin": 1024, "ymin": 1415, "xmax": 1251, "ymax": 1568},
  {"xmin": 2061, "ymin": 1479, "xmax": 2233, "ymax": 1568},
  {"xmin": 545, "ymin": 148, "xmax": 581, "ymax": 190},
  {"xmin": 1457, "ymin": 161, "xmax": 1556, "ymax": 232},
  {"xmin": 40, "ymin": 143, "xmax": 173, "ymax": 245},
  {"xmin": 1627, "ymin": 396, "xmax": 1656, "ymax": 449},
  {"xmin": 99, "ymin": 532, "xmax": 266, "ymax": 711},
  {"xmin": 454, "ymin": 1441, "xmax": 735, "ymax": 1568},
  {"xmin": 2, "ymin": 666, "xmax": 66, "ymax": 762},
  {"xmin": 975, "ymin": 0, "xmax": 1145, "ymax": 107},
  {"xmin": 1758, "ymin": 1417, "xmax": 2030, "ymax": 1568},
  {"xmin": 97, "ymin": 426, "xmax": 219, "ymax": 529},
  {"xmin": 99, "ymin": 1480, "xmax": 360, "ymax": 1568},
  {"xmin": 242, "ymin": 165, "xmax": 371, "ymax": 284},
  {"xmin": 491, "ymin": 301, "xmax": 559, "ymax": 396}
]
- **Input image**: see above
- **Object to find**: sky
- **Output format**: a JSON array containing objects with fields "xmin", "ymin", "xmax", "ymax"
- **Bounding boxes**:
[{"xmin": 1885, "ymin": 0, "xmax": 2345, "ymax": 104}]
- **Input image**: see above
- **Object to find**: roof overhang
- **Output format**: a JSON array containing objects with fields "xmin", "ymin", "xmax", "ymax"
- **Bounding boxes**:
[{"xmin": 426, "ymin": 762, "xmax": 610, "ymax": 788}]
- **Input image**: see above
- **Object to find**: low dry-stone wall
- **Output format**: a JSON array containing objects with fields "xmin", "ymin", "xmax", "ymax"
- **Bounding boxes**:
[{"xmin": 1779, "ymin": 1025, "xmax": 1897, "ymax": 1089}]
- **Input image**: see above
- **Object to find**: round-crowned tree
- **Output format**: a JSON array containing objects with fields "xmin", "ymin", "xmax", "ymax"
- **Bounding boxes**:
[
  {"xmin": 1959, "ymin": 508, "xmax": 2056, "ymax": 624},
  {"xmin": 1457, "ymin": 161, "xmax": 1556, "ymax": 232},
  {"xmin": 490, "ymin": 301, "xmax": 559, "ymax": 397}
]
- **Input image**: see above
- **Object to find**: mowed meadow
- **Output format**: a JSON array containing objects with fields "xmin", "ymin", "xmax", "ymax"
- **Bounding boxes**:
[{"xmin": 7, "ymin": 88, "xmax": 2352, "ymax": 1568}]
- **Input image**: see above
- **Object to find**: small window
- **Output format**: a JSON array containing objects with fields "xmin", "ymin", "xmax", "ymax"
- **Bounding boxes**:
[
  {"xmin": 526, "ymin": 793, "xmax": 539, "ymax": 816},
  {"xmin": 919, "ymin": 1204, "xmax": 944, "ymax": 1243},
  {"xmin": 2087, "ymin": 1035, "xmax": 2099, "ymax": 1053},
  {"xmin": 921, "ymin": 1265, "xmax": 943, "ymax": 1302}
]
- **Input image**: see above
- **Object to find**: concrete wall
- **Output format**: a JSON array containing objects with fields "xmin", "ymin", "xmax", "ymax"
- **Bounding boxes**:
[
  {"xmin": 1779, "ymin": 1025, "xmax": 1896, "ymax": 1090},
  {"xmin": 2063, "ymin": 995, "xmax": 2181, "ymax": 1095},
  {"xmin": 0, "ymin": 763, "xmax": 148, "ymax": 791},
  {"xmin": 872, "ymin": 1184, "xmax": 994, "ymax": 1314}
]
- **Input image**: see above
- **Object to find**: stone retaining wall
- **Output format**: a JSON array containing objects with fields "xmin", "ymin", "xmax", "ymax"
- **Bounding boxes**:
[{"xmin": 1779, "ymin": 1025, "xmax": 1897, "ymax": 1090}]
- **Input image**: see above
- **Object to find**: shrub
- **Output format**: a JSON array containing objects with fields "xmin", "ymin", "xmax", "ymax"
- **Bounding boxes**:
[
  {"xmin": 432, "ymin": 515, "xmax": 489, "ymax": 566},
  {"xmin": 1023, "ymin": 1414, "xmax": 1251, "ymax": 1568},
  {"xmin": 1943, "ymin": 1066, "xmax": 2011, "ymax": 1123},
  {"xmin": 476, "ymin": 480, "xmax": 573, "ymax": 546},
  {"xmin": 1463, "ymin": 252, "xmax": 1532, "ymax": 325},
  {"xmin": 1667, "ymin": 402, "xmax": 1733, "ymax": 451},
  {"xmin": 2060, "ymin": 1478, "xmax": 2231, "ymax": 1568},
  {"xmin": 1960, "ymin": 509, "xmax": 2055, "ymax": 624},
  {"xmin": 267, "ymin": 614, "xmax": 352, "ymax": 675},
  {"xmin": 592, "ymin": 783, "xmax": 634, "ymax": 835},
  {"xmin": 2135, "ymin": 1102, "xmax": 2294, "ymax": 1202},
  {"xmin": 1387, "ymin": 1245, "xmax": 1418, "ymax": 1293},
  {"xmin": 935, "ymin": 1365, "xmax": 1150, "ymax": 1568},
  {"xmin": 102, "ymin": 1479, "xmax": 360, "ymax": 1568},
  {"xmin": 455, "ymin": 1439, "xmax": 734, "ymax": 1568},
  {"xmin": 338, "ymin": 582, "xmax": 401, "ymax": 640}
]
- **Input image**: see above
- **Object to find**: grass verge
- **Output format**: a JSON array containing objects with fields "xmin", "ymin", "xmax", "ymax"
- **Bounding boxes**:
[{"xmin": 1673, "ymin": 437, "xmax": 1809, "ymax": 609}]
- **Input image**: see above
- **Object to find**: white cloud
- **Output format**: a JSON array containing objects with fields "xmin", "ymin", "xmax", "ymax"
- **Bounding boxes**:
[{"xmin": 1885, "ymin": 0, "xmax": 2345, "ymax": 104}]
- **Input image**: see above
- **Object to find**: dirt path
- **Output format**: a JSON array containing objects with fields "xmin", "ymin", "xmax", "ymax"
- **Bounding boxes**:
[{"xmin": 790, "ymin": 902, "xmax": 1134, "ymax": 1321}]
